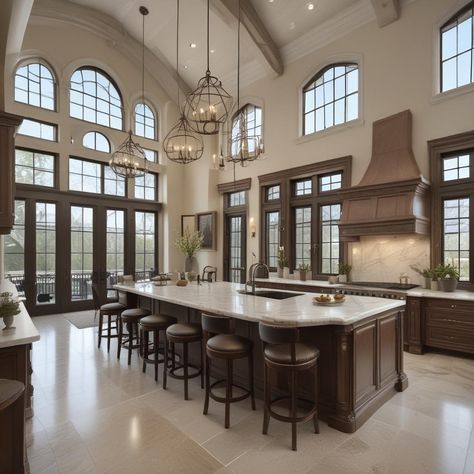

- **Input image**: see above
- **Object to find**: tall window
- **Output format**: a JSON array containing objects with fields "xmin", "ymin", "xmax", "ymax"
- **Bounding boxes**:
[
  {"xmin": 320, "ymin": 204, "xmax": 341, "ymax": 274},
  {"xmin": 83, "ymin": 131, "xmax": 111, "ymax": 153},
  {"xmin": 266, "ymin": 211, "xmax": 280, "ymax": 270},
  {"xmin": 15, "ymin": 149, "xmax": 55, "ymax": 187},
  {"xmin": 104, "ymin": 166, "xmax": 126, "ymax": 197},
  {"xmin": 15, "ymin": 62, "xmax": 55, "ymax": 110},
  {"xmin": 4, "ymin": 200, "xmax": 26, "ymax": 296},
  {"xmin": 135, "ymin": 173, "xmax": 157, "ymax": 201},
  {"xmin": 440, "ymin": 2, "xmax": 474, "ymax": 92},
  {"xmin": 231, "ymin": 104, "xmax": 262, "ymax": 159},
  {"xmin": 36, "ymin": 203, "xmax": 56, "ymax": 304},
  {"xmin": 69, "ymin": 158, "xmax": 102, "ymax": 194},
  {"xmin": 106, "ymin": 210, "xmax": 125, "ymax": 283},
  {"xmin": 70, "ymin": 67, "xmax": 123, "ymax": 130},
  {"xmin": 294, "ymin": 207, "xmax": 312, "ymax": 268},
  {"xmin": 303, "ymin": 63, "xmax": 358, "ymax": 135},
  {"xmin": 135, "ymin": 211, "xmax": 156, "ymax": 281},
  {"xmin": 135, "ymin": 103, "xmax": 156, "ymax": 139}
]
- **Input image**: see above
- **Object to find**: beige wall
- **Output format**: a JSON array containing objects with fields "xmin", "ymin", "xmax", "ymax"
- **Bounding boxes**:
[{"xmin": 192, "ymin": 0, "xmax": 474, "ymax": 281}]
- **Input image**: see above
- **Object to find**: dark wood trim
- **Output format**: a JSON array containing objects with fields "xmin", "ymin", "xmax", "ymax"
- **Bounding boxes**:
[
  {"xmin": 217, "ymin": 178, "xmax": 252, "ymax": 194},
  {"xmin": 223, "ymin": 211, "xmax": 247, "ymax": 283}
]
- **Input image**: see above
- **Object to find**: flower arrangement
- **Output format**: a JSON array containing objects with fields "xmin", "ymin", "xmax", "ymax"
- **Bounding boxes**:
[
  {"xmin": 174, "ymin": 229, "xmax": 204, "ymax": 257},
  {"xmin": 0, "ymin": 292, "xmax": 21, "ymax": 318},
  {"xmin": 297, "ymin": 263, "xmax": 311, "ymax": 272},
  {"xmin": 277, "ymin": 247, "xmax": 288, "ymax": 269}
]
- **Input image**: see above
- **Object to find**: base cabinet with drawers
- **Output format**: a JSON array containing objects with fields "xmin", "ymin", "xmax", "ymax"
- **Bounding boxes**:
[{"xmin": 405, "ymin": 296, "xmax": 474, "ymax": 355}]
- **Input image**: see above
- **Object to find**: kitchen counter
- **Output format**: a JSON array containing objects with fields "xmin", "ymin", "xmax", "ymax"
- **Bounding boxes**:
[
  {"xmin": 0, "ymin": 303, "xmax": 40, "ymax": 348},
  {"xmin": 114, "ymin": 281, "xmax": 405, "ymax": 327}
]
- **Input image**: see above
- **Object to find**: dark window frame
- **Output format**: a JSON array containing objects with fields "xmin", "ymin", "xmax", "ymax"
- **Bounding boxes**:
[
  {"xmin": 230, "ymin": 103, "xmax": 263, "ymax": 160},
  {"xmin": 15, "ymin": 147, "xmax": 58, "ymax": 189},
  {"xmin": 82, "ymin": 131, "xmax": 111, "ymax": 153},
  {"xmin": 134, "ymin": 209, "xmax": 158, "ymax": 281},
  {"xmin": 134, "ymin": 172, "xmax": 158, "ymax": 202},
  {"xmin": 17, "ymin": 117, "xmax": 58, "ymax": 142},
  {"xmin": 134, "ymin": 102, "xmax": 157, "ymax": 140}
]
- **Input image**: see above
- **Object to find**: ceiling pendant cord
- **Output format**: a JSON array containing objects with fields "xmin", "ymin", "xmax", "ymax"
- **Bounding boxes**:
[
  {"xmin": 206, "ymin": 0, "xmax": 210, "ymax": 75},
  {"xmin": 176, "ymin": 0, "xmax": 180, "ymax": 108}
]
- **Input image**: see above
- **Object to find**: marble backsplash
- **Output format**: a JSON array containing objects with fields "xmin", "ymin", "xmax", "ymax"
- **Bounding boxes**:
[{"xmin": 348, "ymin": 235, "xmax": 430, "ymax": 285}]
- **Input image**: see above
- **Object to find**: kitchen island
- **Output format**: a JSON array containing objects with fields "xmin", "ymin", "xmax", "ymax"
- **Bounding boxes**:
[{"xmin": 115, "ymin": 281, "xmax": 407, "ymax": 433}]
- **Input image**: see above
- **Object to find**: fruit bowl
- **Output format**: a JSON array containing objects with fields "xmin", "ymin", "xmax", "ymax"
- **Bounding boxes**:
[{"xmin": 313, "ymin": 294, "xmax": 346, "ymax": 305}]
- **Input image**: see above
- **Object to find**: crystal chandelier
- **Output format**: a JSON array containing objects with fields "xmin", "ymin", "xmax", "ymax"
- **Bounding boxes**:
[
  {"xmin": 226, "ymin": 0, "xmax": 263, "ymax": 166},
  {"xmin": 183, "ymin": 0, "xmax": 233, "ymax": 135},
  {"xmin": 164, "ymin": 0, "xmax": 204, "ymax": 164},
  {"xmin": 110, "ymin": 6, "xmax": 149, "ymax": 178}
]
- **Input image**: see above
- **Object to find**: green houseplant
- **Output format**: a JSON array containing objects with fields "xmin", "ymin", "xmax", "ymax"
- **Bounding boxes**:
[
  {"xmin": 0, "ymin": 291, "xmax": 21, "ymax": 330},
  {"xmin": 410, "ymin": 265, "xmax": 433, "ymax": 289},
  {"xmin": 297, "ymin": 263, "xmax": 311, "ymax": 282},
  {"xmin": 277, "ymin": 247, "xmax": 288, "ymax": 278},
  {"xmin": 434, "ymin": 263, "xmax": 459, "ymax": 292},
  {"xmin": 338, "ymin": 263, "xmax": 352, "ymax": 283},
  {"xmin": 174, "ymin": 229, "xmax": 204, "ymax": 273}
]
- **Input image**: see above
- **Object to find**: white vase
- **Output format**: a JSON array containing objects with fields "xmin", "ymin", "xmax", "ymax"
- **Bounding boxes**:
[
  {"xmin": 277, "ymin": 267, "xmax": 283, "ymax": 278},
  {"xmin": 283, "ymin": 267, "xmax": 290, "ymax": 279},
  {"xmin": 185, "ymin": 256, "xmax": 199, "ymax": 273},
  {"xmin": 431, "ymin": 280, "xmax": 438, "ymax": 291},
  {"xmin": 2, "ymin": 315, "xmax": 14, "ymax": 330}
]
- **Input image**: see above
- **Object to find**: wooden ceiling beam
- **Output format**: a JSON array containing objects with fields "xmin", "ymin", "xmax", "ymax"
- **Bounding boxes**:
[{"xmin": 370, "ymin": 0, "xmax": 400, "ymax": 28}]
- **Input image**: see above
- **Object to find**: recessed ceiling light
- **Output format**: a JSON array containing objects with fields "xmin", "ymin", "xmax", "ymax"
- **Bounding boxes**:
[
  {"xmin": 183, "ymin": 65, "xmax": 188, "ymax": 69},
  {"xmin": 307, "ymin": 2, "xmax": 315, "ymax": 10},
  {"xmin": 189, "ymin": 42, "xmax": 197, "ymax": 48},
  {"xmin": 268, "ymin": 0, "xmax": 274, "ymax": 3},
  {"xmin": 210, "ymin": 49, "xmax": 215, "ymax": 54}
]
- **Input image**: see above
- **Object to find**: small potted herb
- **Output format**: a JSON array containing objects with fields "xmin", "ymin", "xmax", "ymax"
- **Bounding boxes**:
[
  {"xmin": 434, "ymin": 263, "xmax": 459, "ymax": 292},
  {"xmin": 0, "ymin": 292, "xmax": 21, "ymax": 330},
  {"xmin": 410, "ymin": 265, "xmax": 433, "ymax": 289},
  {"xmin": 277, "ymin": 246, "xmax": 288, "ymax": 278},
  {"xmin": 297, "ymin": 263, "xmax": 311, "ymax": 281},
  {"xmin": 338, "ymin": 263, "xmax": 352, "ymax": 283}
]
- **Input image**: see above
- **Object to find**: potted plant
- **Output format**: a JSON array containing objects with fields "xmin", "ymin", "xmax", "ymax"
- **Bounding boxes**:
[
  {"xmin": 338, "ymin": 263, "xmax": 352, "ymax": 283},
  {"xmin": 0, "ymin": 291, "xmax": 21, "ymax": 330},
  {"xmin": 297, "ymin": 263, "xmax": 311, "ymax": 281},
  {"xmin": 410, "ymin": 265, "xmax": 433, "ymax": 289},
  {"xmin": 434, "ymin": 263, "xmax": 459, "ymax": 292},
  {"xmin": 174, "ymin": 229, "xmax": 203, "ymax": 273},
  {"xmin": 277, "ymin": 247, "xmax": 288, "ymax": 278}
]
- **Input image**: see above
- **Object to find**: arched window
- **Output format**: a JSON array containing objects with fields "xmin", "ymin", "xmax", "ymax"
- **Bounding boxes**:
[
  {"xmin": 231, "ymin": 103, "xmax": 262, "ymax": 159},
  {"xmin": 14, "ymin": 62, "xmax": 55, "ymax": 110},
  {"xmin": 440, "ymin": 2, "xmax": 474, "ymax": 92},
  {"xmin": 83, "ymin": 131, "xmax": 111, "ymax": 153},
  {"xmin": 70, "ymin": 67, "xmax": 123, "ymax": 130},
  {"xmin": 302, "ymin": 63, "xmax": 358, "ymax": 135},
  {"xmin": 134, "ymin": 103, "xmax": 156, "ymax": 139}
]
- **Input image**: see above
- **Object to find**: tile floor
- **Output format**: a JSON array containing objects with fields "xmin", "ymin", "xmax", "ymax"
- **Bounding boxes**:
[{"xmin": 26, "ymin": 313, "xmax": 474, "ymax": 474}]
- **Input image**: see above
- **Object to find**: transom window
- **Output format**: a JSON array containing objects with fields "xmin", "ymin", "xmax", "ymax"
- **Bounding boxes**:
[
  {"xmin": 231, "ymin": 104, "xmax": 262, "ymax": 159},
  {"xmin": 15, "ymin": 62, "xmax": 55, "ymax": 110},
  {"xmin": 267, "ymin": 185, "xmax": 280, "ymax": 201},
  {"xmin": 83, "ymin": 131, "xmax": 111, "ymax": 153},
  {"xmin": 319, "ymin": 172, "xmax": 342, "ymax": 192},
  {"xmin": 15, "ymin": 149, "xmax": 55, "ymax": 188},
  {"xmin": 70, "ymin": 67, "xmax": 123, "ymax": 130},
  {"xmin": 18, "ymin": 118, "xmax": 57, "ymax": 141},
  {"xmin": 143, "ymin": 148, "xmax": 158, "ymax": 163},
  {"xmin": 135, "ymin": 174, "xmax": 157, "ymax": 201},
  {"xmin": 69, "ymin": 158, "xmax": 101, "ymax": 194},
  {"xmin": 229, "ymin": 191, "xmax": 246, "ymax": 207},
  {"xmin": 440, "ymin": 2, "xmax": 474, "ymax": 92},
  {"xmin": 295, "ymin": 179, "xmax": 312, "ymax": 196},
  {"xmin": 294, "ymin": 207, "xmax": 312, "ymax": 268},
  {"xmin": 442, "ymin": 153, "xmax": 470, "ymax": 181},
  {"xmin": 135, "ymin": 103, "xmax": 156, "ymax": 139},
  {"xmin": 303, "ymin": 63, "xmax": 358, "ymax": 135},
  {"xmin": 320, "ymin": 204, "xmax": 341, "ymax": 274}
]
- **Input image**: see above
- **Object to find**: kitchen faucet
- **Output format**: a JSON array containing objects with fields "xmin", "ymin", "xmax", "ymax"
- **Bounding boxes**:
[{"xmin": 245, "ymin": 262, "xmax": 269, "ymax": 294}]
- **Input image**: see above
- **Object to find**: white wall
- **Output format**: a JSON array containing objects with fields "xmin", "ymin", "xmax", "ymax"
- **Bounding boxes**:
[{"xmin": 189, "ymin": 0, "xmax": 474, "ymax": 282}]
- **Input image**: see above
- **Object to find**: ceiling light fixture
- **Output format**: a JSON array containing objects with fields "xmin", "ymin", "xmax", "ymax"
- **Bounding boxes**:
[
  {"xmin": 183, "ymin": 0, "xmax": 233, "ymax": 135},
  {"xmin": 307, "ymin": 2, "xmax": 315, "ymax": 11},
  {"xmin": 109, "ymin": 6, "xmax": 148, "ymax": 178},
  {"xmin": 163, "ymin": 0, "xmax": 204, "ymax": 164},
  {"xmin": 189, "ymin": 42, "xmax": 197, "ymax": 48}
]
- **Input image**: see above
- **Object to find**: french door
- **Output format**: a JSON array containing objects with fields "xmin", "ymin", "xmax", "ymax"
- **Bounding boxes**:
[{"xmin": 224, "ymin": 213, "xmax": 247, "ymax": 283}]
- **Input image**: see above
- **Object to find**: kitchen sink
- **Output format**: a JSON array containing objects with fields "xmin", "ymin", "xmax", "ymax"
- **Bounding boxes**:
[{"xmin": 237, "ymin": 289, "xmax": 303, "ymax": 300}]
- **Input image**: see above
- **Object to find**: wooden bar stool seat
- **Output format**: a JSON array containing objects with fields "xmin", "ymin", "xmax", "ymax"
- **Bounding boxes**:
[
  {"xmin": 139, "ymin": 314, "xmax": 177, "ymax": 381},
  {"xmin": 202, "ymin": 313, "xmax": 256, "ymax": 429},
  {"xmin": 163, "ymin": 323, "xmax": 203, "ymax": 400},
  {"xmin": 118, "ymin": 308, "xmax": 151, "ymax": 365},
  {"xmin": 259, "ymin": 323, "xmax": 320, "ymax": 451}
]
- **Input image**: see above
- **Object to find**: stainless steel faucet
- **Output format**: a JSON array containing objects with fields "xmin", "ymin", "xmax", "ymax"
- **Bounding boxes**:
[{"xmin": 245, "ymin": 262, "xmax": 269, "ymax": 294}]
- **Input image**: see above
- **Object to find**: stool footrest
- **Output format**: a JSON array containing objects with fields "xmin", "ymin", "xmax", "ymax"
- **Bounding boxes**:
[
  {"xmin": 209, "ymin": 379, "xmax": 252, "ymax": 404},
  {"xmin": 268, "ymin": 395, "xmax": 317, "ymax": 424},
  {"xmin": 168, "ymin": 363, "xmax": 201, "ymax": 381}
]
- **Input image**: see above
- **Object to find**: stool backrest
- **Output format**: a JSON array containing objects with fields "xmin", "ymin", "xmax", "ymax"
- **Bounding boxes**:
[
  {"xmin": 117, "ymin": 291, "xmax": 128, "ymax": 306},
  {"xmin": 201, "ymin": 313, "xmax": 235, "ymax": 336},
  {"xmin": 258, "ymin": 324, "xmax": 300, "ymax": 345}
]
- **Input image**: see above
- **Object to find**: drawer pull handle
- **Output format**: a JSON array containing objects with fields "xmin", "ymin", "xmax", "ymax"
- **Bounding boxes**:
[{"xmin": 451, "ymin": 305, "xmax": 456, "ymax": 309}]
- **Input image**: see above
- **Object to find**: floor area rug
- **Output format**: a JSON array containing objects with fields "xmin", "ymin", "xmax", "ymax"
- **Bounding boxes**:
[{"xmin": 62, "ymin": 310, "xmax": 99, "ymax": 329}]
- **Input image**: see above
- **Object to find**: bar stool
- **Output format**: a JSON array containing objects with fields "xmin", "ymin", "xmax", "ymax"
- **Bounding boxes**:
[
  {"xmin": 139, "ymin": 314, "xmax": 177, "ymax": 381},
  {"xmin": 163, "ymin": 322, "xmax": 203, "ymax": 400},
  {"xmin": 95, "ymin": 287, "xmax": 128, "ymax": 353},
  {"xmin": 118, "ymin": 308, "xmax": 151, "ymax": 364},
  {"xmin": 259, "ymin": 323, "xmax": 320, "ymax": 451},
  {"xmin": 202, "ymin": 313, "xmax": 255, "ymax": 429}
]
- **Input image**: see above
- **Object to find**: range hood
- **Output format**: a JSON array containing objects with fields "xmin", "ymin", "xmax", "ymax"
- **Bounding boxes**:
[{"xmin": 339, "ymin": 110, "xmax": 430, "ymax": 239}]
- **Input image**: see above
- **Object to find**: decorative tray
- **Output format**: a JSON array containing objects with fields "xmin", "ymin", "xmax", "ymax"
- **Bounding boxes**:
[{"xmin": 312, "ymin": 296, "xmax": 346, "ymax": 306}]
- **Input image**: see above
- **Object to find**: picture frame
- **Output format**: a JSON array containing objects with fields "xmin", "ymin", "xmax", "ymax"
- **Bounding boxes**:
[
  {"xmin": 196, "ymin": 211, "xmax": 217, "ymax": 250},
  {"xmin": 181, "ymin": 214, "xmax": 195, "ymax": 236}
]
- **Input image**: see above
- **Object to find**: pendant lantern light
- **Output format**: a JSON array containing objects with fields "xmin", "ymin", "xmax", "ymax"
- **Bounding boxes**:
[
  {"xmin": 164, "ymin": 0, "xmax": 204, "ymax": 164},
  {"xmin": 110, "ymin": 6, "xmax": 149, "ymax": 178},
  {"xmin": 183, "ymin": 0, "xmax": 233, "ymax": 135}
]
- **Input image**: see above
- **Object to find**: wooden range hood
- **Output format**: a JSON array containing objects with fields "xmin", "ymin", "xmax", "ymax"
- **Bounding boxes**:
[{"xmin": 339, "ymin": 110, "xmax": 430, "ymax": 239}]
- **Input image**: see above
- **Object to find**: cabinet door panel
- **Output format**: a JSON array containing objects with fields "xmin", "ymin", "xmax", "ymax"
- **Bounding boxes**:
[
  {"xmin": 379, "ymin": 315, "xmax": 397, "ymax": 385},
  {"xmin": 354, "ymin": 322, "xmax": 377, "ymax": 404}
]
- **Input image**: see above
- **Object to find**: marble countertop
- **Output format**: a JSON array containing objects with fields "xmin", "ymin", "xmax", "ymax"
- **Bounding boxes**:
[
  {"xmin": 114, "ymin": 281, "xmax": 405, "ymax": 327},
  {"xmin": 258, "ymin": 277, "xmax": 474, "ymax": 301},
  {"xmin": 0, "ymin": 303, "xmax": 40, "ymax": 349}
]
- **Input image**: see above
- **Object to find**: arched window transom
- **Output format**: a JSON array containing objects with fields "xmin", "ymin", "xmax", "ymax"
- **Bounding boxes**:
[
  {"xmin": 134, "ymin": 103, "xmax": 156, "ymax": 139},
  {"xmin": 70, "ymin": 67, "xmax": 123, "ymax": 130},
  {"xmin": 83, "ymin": 131, "xmax": 111, "ymax": 153},
  {"xmin": 15, "ymin": 62, "xmax": 55, "ymax": 110},
  {"xmin": 441, "ymin": 2, "xmax": 474, "ymax": 92},
  {"xmin": 303, "ymin": 63, "xmax": 358, "ymax": 135},
  {"xmin": 231, "ymin": 104, "xmax": 262, "ymax": 159}
]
